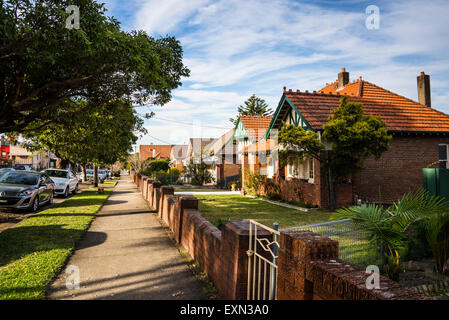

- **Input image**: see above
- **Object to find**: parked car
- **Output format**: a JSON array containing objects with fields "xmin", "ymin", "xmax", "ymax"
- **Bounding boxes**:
[
  {"xmin": 98, "ymin": 169, "xmax": 107, "ymax": 183},
  {"xmin": 85, "ymin": 169, "xmax": 105, "ymax": 183},
  {"xmin": 0, "ymin": 168, "xmax": 14, "ymax": 178},
  {"xmin": 42, "ymin": 169, "xmax": 79, "ymax": 197},
  {"xmin": 0, "ymin": 171, "xmax": 54, "ymax": 212},
  {"xmin": 12, "ymin": 164, "xmax": 33, "ymax": 171}
]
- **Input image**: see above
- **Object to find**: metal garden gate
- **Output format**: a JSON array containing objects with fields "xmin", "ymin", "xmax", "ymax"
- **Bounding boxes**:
[{"xmin": 247, "ymin": 220, "xmax": 280, "ymax": 300}]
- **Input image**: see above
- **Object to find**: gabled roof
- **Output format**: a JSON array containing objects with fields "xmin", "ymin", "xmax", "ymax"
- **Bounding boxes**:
[
  {"xmin": 233, "ymin": 115, "xmax": 272, "ymax": 142},
  {"xmin": 186, "ymin": 138, "xmax": 217, "ymax": 158},
  {"xmin": 319, "ymin": 78, "xmax": 427, "ymax": 109},
  {"xmin": 267, "ymin": 81, "xmax": 449, "ymax": 136},
  {"xmin": 209, "ymin": 129, "xmax": 236, "ymax": 156}
]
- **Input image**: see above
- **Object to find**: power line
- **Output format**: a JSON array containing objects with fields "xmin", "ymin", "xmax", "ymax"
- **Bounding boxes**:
[
  {"xmin": 138, "ymin": 113, "xmax": 233, "ymax": 130},
  {"xmin": 147, "ymin": 134, "xmax": 176, "ymax": 145}
]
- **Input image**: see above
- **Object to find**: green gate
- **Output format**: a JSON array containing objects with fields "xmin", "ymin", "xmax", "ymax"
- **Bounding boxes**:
[{"xmin": 423, "ymin": 168, "xmax": 449, "ymax": 200}]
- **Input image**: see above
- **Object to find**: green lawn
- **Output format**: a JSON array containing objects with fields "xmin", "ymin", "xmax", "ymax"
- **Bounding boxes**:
[
  {"xmin": 196, "ymin": 194, "xmax": 336, "ymax": 229},
  {"xmin": 196, "ymin": 194, "xmax": 380, "ymax": 267},
  {"xmin": 0, "ymin": 189, "xmax": 111, "ymax": 300},
  {"xmin": 99, "ymin": 180, "xmax": 118, "ymax": 188}
]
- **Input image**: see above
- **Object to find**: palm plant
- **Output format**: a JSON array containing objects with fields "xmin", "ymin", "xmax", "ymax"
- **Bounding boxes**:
[
  {"xmin": 423, "ymin": 209, "xmax": 449, "ymax": 274},
  {"xmin": 336, "ymin": 190, "xmax": 447, "ymax": 280}
]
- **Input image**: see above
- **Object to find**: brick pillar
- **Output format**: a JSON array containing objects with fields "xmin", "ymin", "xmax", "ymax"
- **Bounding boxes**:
[
  {"xmin": 150, "ymin": 181, "xmax": 161, "ymax": 211},
  {"xmin": 159, "ymin": 186, "xmax": 174, "ymax": 219},
  {"xmin": 174, "ymin": 196, "xmax": 198, "ymax": 244},
  {"xmin": 277, "ymin": 230, "xmax": 338, "ymax": 300},
  {"xmin": 219, "ymin": 221, "xmax": 271, "ymax": 300},
  {"xmin": 145, "ymin": 179, "xmax": 153, "ymax": 202},
  {"xmin": 142, "ymin": 176, "xmax": 148, "ymax": 199}
]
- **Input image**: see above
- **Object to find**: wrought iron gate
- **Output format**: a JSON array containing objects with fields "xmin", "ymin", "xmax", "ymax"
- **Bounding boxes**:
[{"xmin": 247, "ymin": 220, "xmax": 280, "ymax": 300}]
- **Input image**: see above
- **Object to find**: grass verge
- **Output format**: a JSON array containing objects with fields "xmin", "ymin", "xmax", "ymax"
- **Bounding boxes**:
[{"xmin": 0, "ymin": 189, "xmax": 111, "ymax": 300}]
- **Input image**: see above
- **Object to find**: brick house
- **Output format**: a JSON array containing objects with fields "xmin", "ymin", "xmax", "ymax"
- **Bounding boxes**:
[
  {"xmin": 170, "ymin": 145, "xmax": 188, "ymax": 171},
  {"xmin": 251, "ymin": 69, "xmax": 449, "ymax": 208},
  {"xmin": 233, "ymin": 115, "xmax": 273, "ymax": 187},
  {"xmin": 139, "ymin": 145, "xmax": 172, "ymax": 161},
  {"xmin": 208, "ymin": 129, "xmax": 240, "ymax": 185}
]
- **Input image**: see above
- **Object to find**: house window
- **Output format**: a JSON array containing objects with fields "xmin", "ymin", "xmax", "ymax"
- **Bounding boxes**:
[
  {"xmin": 309, "ymin": 158, "xmax": 314, "ymax": 179},
  {"xmin": 439, "ymin": 144, "xmax": 448, "ymax": 169}
]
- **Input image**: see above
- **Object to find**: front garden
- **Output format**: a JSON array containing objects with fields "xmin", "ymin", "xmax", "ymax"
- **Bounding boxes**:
[{"xmin": 195, "ymin": 194, "xmax": 335, "ymax": 229}]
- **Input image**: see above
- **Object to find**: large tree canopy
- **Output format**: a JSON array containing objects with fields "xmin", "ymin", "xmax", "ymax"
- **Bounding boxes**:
[
  {"xmin": 0, "ymin": 0, "xmax": 189, "ymax": 133},
  {"xmin": 21, "ymin": 98, "xmax": 145, "ymax": 167}
]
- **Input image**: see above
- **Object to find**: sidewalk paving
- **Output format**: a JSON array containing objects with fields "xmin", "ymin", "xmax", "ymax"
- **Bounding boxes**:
[{"xmin": 47, "ymin": 176, "xmax": 207, "ymax": 300}]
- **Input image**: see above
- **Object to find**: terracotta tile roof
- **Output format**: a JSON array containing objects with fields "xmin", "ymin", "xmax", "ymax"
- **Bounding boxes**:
[
  {"xmin": 319, "ymin": 78, "xmax": 431, "ymax": 109},
  {"xmin": 139, "ymin": 145, "xmax": 172, "ymax": 161},
  {"xmin": 239, "ymin": 115, "xmax": 273, "ymax": 141},
  {"xmin": 282, "ymin": 89, "xmax": 449, "ymax": 132},
  {"xmin": 241, "ymin": 139, "xmax": 277, "ymax": 153}
]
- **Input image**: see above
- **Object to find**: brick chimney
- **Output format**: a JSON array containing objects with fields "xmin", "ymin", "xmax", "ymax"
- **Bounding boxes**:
[
  {"xmin": 338, "ymin": 68, "xmax": 349, "ymax": 89},
  {"xmin": 417, "ymin": 71, "xmax": 431, "ymax": 107}
]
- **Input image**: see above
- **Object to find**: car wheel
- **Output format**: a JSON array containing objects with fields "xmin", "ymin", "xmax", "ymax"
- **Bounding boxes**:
[
  {"xmin": 31, "ymin": 196, "xmax": 39, "ymax": 212},
  {"xmin": 72, "ymin": 184, "xmax": 78, "ymax": 195},
  {"xmin": 64, "ymin": 186, "xmax": 69, "ymax": 198}
]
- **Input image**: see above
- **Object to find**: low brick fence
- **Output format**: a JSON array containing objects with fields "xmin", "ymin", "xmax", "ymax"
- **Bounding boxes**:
[{"xmin": 133, "ymin": 174, "xmax": 428, "ymax": 300}]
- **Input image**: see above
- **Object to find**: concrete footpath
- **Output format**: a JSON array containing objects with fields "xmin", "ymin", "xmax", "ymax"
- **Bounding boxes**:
[{"xmin": 48, "ymin": 176, "xmax": 207, "ymax": 300}]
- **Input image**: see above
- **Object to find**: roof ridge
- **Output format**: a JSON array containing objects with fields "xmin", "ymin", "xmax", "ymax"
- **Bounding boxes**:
[{"xmin": 361, "ymin": 80, "xmax": 423, "ymax": 106}]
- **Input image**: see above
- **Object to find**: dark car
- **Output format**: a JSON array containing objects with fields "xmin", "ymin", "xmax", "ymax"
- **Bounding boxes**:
[
  {"xmin": 0, "ymin": 171, "xmax": 55, "ymax": 212},
  {"xmin": 12, "ymin": 164, "xmax": 33, "ymax": 171},
  {"xmin": 0, "ymin": 168, "xmax": 14, "ymax": 178}
]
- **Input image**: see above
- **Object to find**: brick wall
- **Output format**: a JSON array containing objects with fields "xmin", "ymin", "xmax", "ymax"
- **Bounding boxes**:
[
  {"xmin": 354, "ymin": 135, "xmax": 449, "ymax": 203},
  {"xmin": 277, "ymin": 230, "xmax": 429, "ymax": 300},
  {"xmin": 133, "ymin": 174, "xmax": 427, "ymax": 300},
  {"xmin": 134, "ymin": 175, "xmax": 256, "ymax": 299}
]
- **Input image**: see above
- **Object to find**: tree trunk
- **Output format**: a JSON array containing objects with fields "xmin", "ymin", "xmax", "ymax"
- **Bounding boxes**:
[
  {"xmin": 94, "ymin": 164, "xmax": 98, "ymax": 188},
  {"xmin": 326, "ymin": 166, "xmax": 337, "ymax": 211},
  {"xmin": 82, "ymin": 164, "xmax": 87, "ymax": 182}
]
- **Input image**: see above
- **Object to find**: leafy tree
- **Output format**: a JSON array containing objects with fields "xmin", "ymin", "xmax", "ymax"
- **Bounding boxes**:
[
  {"xmin": 183, "ymin": 147, "xmax": 213, "ymax": 186},
  {"xmin": 230, "ymin": 94, "xmax": 272, "ymax": 124},
  {"xmin": 279, "ymin": 97, "xmax": 391, "ymax": 210},
  {"xmin": 0, "ymin": 0, "xmax": 189, "ymax": 133},
  {"xmin": 140, "ymin": 159, "xmax": 170, "ymax": 176},
  {"xmin": 22, "ymin": 98, "xmax": 144, "ymax": 184}
]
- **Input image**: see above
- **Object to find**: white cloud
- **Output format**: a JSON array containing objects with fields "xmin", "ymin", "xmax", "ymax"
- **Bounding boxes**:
[
  {"xmin": 130, "ymin": 0, "xmax": 449, "ymax": 146},
  {"xmin": 135, "ymin": 0, "xmax": 209, "ymax": 35}
]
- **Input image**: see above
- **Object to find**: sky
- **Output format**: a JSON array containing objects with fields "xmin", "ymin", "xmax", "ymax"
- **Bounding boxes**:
[{"xmin": 100, "ymin": 0, "xmax": 449, "ymax": 147}]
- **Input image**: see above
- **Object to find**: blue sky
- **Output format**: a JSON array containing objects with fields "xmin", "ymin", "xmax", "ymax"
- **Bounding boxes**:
[{"xmin": 101, "ymin": 0, "xmax": 449, "ymax": 146}]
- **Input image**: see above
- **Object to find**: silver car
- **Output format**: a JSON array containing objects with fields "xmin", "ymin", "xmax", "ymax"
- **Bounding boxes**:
[
  {"xmin": 42, "ymin": 169, "xmax": 79, "ymax": 197},
  {"xmin": 0, "ymin": 171, "xmax": 54, "ymax": 212}
]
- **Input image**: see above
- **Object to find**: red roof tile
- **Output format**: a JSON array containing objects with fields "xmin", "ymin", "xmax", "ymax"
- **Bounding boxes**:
[
  {"xmin": 239, "ymin": 115, "xmax": 273, "ymax": 141},
  {"xmin": 283, "ymin": 89, "xmax": 449, "ymax": 132}
]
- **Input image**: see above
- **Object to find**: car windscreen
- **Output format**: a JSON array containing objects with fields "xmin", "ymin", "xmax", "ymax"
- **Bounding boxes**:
[
  {"xmin": 44, "ymin": 170, "xmax": 68, "ymax": 178},
  {"xmin": 0, "ymin": 172, "xmax": 39, "ymax": 185},
  {"xmin": 86, "ymin": 170, "xmax": 93, "ymax": 174}
]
